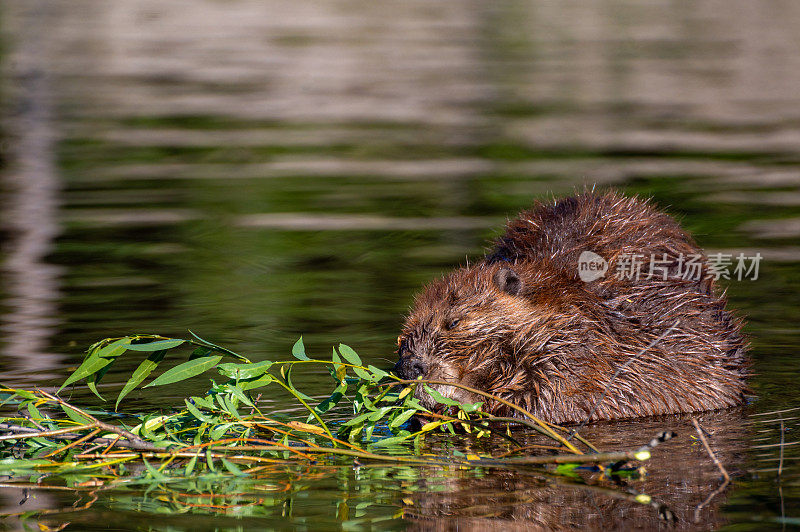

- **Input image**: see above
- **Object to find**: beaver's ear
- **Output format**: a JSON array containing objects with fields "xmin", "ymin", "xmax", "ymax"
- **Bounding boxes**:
[{"xmin": 493, "ymin": 268, "xmax": 522, "ymax": 296}]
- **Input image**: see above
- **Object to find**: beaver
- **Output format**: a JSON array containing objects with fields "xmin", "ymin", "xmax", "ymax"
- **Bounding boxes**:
[{"xmin": 395, "ymin": 190, "xmax": 749, "ymax": 424}]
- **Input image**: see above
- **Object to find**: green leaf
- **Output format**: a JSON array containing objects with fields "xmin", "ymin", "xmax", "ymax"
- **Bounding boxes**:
[
  {"xmin": 0, "ymin": 393, "xmax": 18, "ymax": 407},
  {"xmin": 87, "ymin": 363, "xmax": 112, "ymax": 401},
  {"xmin": 355, "ymin": 384, "xmax": 375, "ymax": 412},
  {"xmin": 185, "ymin": 400, "xmax": 214, "ymax": 424},
  {"xmin": 238, "ymin": 374, "xmax": 274, "ymax": 391},
  {"xmin": 205, "ymin": 451, "xmax": 217, "ymax": 472},
  {"xmin": 352, "ymin": 366, "xmax": 372, "ymax": 381},
  {"xmin": 12, "ymin": 390, "xmax": 36, "ymax": 400},
  {"xmin": 59, "ymin": 338, "xmax": 131, "ymax": 392},
  {"xmin": 368, "ymin": 407, "xmax": 392, "ymax": 422},
  {"xmin": 221, "ymin": 458, "xmax": 248, "ymax": 476},
  {"xmin": 189, "ymin": 330, "xmax": 250, "ymax": 362},
  {"xmin": 127, "ymin": 339, "xmax": 185, "ymax": 351},
  {"xmin": 404, "ymin": 398, "xmax": 427, "ymax": 411},
  {"xmin": 313, "ymin": 382, "xmax": 347, "ymax": 416},
  {"xmin": 371, "ymin": 435, "xmax": 412, "ymax": 447},
  {"xmin": 115, "ymin": 350, "xmax": 168, "ymax": 409},
  {"xmin": 131, "ymin": 414, "xmax": 171, "ymax": 437},
  {"xmin": 217, "ymin": 361, "xmax": 273, "ymax": 380},
  {"xmin": 144, "ymin": 356, "xmax": 223, "ymax": 387},
  {"xmin": 30, "ymin": 437, "xmax": 57, "ymax": 448},
  {"xmin": 292, "ymin": 337, "xmax": 309, "ymax": 361},
  {"xmin": 210, "ymin": 423, "xmax": 232, "ymax": 440},
  {"xmin": 342, "ymin": 410, "xmax": 374, "ymax": 427},
  {"xmin": 338, "ymin": 344, "xmax": 361, "ymax": 366},
  {"xmin": 214, "ymin": 392, "xmax": 229, "ymax": 413},
  {"xmin": 184, "ymin": 454, "xmax": 198, "ymax": 476},
  {"xmin": 95, "ymin": 339, "xmax": 132, "ymax": 359},
  {"xmin": 217, "ymin": 393, "xmax": 242, "ymax": 420},
  {"xmin": 423, "ymin": 385, "xmax": 461, "ymax": 407},
  {"xmin": 142, "ymin": 458, "xmax": 168, "ymax": 481},
  {"xmin": 459, "ymin": 401, "xmax": 484, "ymax": 413},
  {"xmin": 389, "ymin": 409, "xmax": 417, "ymax": 429},
  {"xmin": 59, "ymin": 404, "xmax": 92, "ymax": 425},
  {"xmin": 367, "ymin": 365, "xmax": 389, "ymax": 380},
  {"xmin": 0, "ymin": 458, "xmax": 54, "ymax": 470},
  {"xmin": 25, "ymin": 402, "xmax": 44, "ymax": 422},
  {"xmin": 331, "ymin": 348, "xmax": 346, "ymax": 381},
  {"xmin": 190, "ymin": 395, "xmax": 215, "ymax": 410},
  {"xmin": 225, "ymin": 386, "xmax": 254, "ymax": 408}
]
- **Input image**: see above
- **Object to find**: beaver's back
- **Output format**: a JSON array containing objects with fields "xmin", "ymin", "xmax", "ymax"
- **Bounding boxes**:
[{"xmin": 487, "ymin": 191, "xmax": 712, "ymax": 294}]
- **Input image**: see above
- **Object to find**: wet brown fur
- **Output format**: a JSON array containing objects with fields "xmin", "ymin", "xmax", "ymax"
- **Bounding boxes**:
[{"xmin": 396, "ymin": 190, "xmax": 749, "ymax": 424}]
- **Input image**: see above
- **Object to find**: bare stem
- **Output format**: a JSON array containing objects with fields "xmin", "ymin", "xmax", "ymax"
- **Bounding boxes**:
[
  {"xmin": 39, "ymin": 389, "xmax": 160, "ymax": 451},
  {"xmin": 691, "ymin": 418, "xmax": 729, "ymax": 482}
]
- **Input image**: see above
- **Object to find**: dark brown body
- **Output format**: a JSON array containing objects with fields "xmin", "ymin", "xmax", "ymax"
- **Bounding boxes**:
[{"xmin": 395, "ymin": 191, "xmax": 749, "ymax": 424}]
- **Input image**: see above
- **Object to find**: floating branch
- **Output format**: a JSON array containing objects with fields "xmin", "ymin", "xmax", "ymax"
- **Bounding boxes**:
[{"xmin": 0, "ymin": 333, "xmax": 659, "ymax": 503}]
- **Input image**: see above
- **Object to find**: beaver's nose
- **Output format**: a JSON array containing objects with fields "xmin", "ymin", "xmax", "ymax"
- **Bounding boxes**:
[{"xmin": 394, "ymin": 357, "xmax": 427, "ymax": 380}]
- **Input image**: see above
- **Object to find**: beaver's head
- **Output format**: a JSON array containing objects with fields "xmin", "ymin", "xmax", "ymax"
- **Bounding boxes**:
[{"xmin": 395, "ymin": 263, "xmax": 547, "ymax": 411}]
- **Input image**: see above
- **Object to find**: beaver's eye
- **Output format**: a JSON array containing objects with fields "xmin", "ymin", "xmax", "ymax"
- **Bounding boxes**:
[{"xmin": 446, "ymin": 318, "xmax": 460, "ymax": 330}]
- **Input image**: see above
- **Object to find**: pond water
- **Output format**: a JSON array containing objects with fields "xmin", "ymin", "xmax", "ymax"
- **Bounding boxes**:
[{"xmin": 2, "ymin": 0, "xmax": 800, "ymax": 530}]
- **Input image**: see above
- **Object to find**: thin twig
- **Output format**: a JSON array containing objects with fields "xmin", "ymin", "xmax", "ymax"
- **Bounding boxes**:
[
  {"xmin": 74, "ymin": 451, "xmax": 291, "ymax": 463},
  {"xmin": 0, "ymin": 423, "xmax": 160, "ymax": 451},
  {"xmin": 385, "ymin": 379, "xmax": 581, "ymax": 454},
  {"xmin": 0, "ymin": 423, "xmax": 95, "ymax": 441},
  {"xmin": 692, "ymin": 418, "xmax": 729, "ymax": 482},
  {"xmin": 43, "ymin": 428, "xmax": 102, "ymax": 458},
  {"xmin": 67, "ymin": 437, "xmax": 651, "ymax": 468},
  {"xmin": 692, "ymin": 417, "xmax": 730, "ymax": 523},
  {"xmin": 694, "ymin": 479, "xmax": 729, "ymax": 523},
  {"xmin": 81, "ymin": 443, "xmax": 106, "ymax": 455},
  {"xmin": 778, "ymin": 418, "xmax": 785, "ymax": 478},
  {"xmin": 37, "ymin": 390, "xmax": 159, "ymax": 451},
  {"xmin": 101, "ymin": 435, "xmax": 122, "ymax": 455},
  {"xmin": 18, "ymin": 410, "xmax": 47, "ymax": 431},
  {"xmin": 486, "ymin": 416, "xmax": 572, "ymax": 443},
  {"xmin": 248, "ymin": 414, "xmax": 364, "ymax": 453},
  {"xmin": 180, "ymin": 437, "xmax": 315, "ymax": 461},
  {"xmin": 415, "ymin": 411, "xmax": 522, "ymax": 447}
]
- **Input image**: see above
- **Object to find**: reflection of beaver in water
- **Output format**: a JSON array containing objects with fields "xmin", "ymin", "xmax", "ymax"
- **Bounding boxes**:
[{"xmin": 395, "ymin": 191, "xmax": 749, "ymax": 424}]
